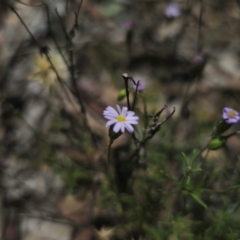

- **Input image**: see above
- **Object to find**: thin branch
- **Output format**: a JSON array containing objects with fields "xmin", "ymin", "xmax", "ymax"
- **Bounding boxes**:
[
  {"xmin": 122, "ymin": 73, "xmax": 131, "ymax": 110},
  {"xmin": 197, "ymin": 0, "xmax": 204, "ymax": 52},
  {"xmin": 199, "ymin": 184, "xmax": 240, "ymax": 194},
  {"xmin": 66, "ymin": 0, "xmax": 69, "ymax": 14},
  {"xmin": 10, "ymin": 6, "xmax": 41, "ymax": 47},
  {"xmin": 45, "ymin": 4, "xmax": 69, "ymax": 69},
  {"xmin": 132, "ymin": 80, "xmax": 140, "ymax": 111},
  {"xmin": 54, "ymin": 8, "xmax": 86, "ymax": 115},
  {"xmin": 69, "ymin": 2, "xmax": 82, "ymax": 37},
  {"xmin": 16, "ymin": 0, "xmax": 44, "ymax": 7}
]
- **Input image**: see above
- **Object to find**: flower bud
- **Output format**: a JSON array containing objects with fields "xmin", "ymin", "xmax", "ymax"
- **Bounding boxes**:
[
  {"xmin": 211, "ymin": 119, "xmax": 231, "ymax": 137},
  {"xmin": 117, "ymin": 89, "xmax": 127, "ymax": 101},
  {"xmin": 208, "ymin": 137, "xmax": 226, "ymax": 150}
]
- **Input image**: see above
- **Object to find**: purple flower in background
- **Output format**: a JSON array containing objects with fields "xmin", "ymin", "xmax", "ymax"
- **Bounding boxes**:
[
  {"xmin": 164, "ymin": 3, "xmax": 181, "ymax": 18},
  {"xmin": 124, "ymin": 21, "xmax": 135, "ymax": 31},
  {"xmin": 191, "ymin": 49, "xmax": 210, "ymax": 65},
  {"xmin": 132, "ymin": 80, "xmax": 146, "ymax": 92},
  {"xmin": 191, "ymin": 55, "xmax": 204, "ymax": 65},
  {"xmin": 103, "ymin": 105, "xmax": 139, "ymax": 133},
  {"xmin": 222, "ymin": 107, "xmax": 240, "ymax": 124}
]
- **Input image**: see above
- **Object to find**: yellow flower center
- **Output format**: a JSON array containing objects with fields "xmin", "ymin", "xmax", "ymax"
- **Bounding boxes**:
[
  {"xmin": 228, "ymin": 110, "xmax": 237, "ymax": 118},
  {"xmin": 116, "ymin": 115, "xmax": 126, "ymax": 122}
]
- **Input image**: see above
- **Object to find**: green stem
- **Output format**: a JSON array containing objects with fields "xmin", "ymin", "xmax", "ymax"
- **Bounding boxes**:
[
  {"xmin": 198, "ymin": 184, "xmax": 240, "ymax": 193},
  {"xmin": 107, "ymin": 139, "xmax": 113, "ymax": 174},
  {"xmin": 132, "ymin": 80, "xmax": 140, "ymax": 110},
  {"xmin": 122, "ymin": 74, "xmax": 130, "ymax": 110}
]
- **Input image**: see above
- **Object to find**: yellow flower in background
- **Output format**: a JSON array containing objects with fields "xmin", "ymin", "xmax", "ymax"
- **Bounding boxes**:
[
  {"xmin": 96, "ymin": 227, "xmax": 114, "ymax": 240},
  {"xmin": 28, "ymin": 49, "xmax": 69, "ymax": 89}
]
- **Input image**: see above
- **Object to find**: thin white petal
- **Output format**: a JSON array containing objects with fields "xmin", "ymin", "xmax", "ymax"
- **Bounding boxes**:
[
  {"xmin": 124, "ymin": 123, "xmax": 134, "ymax": 132},
  {"xmin": 113, "ymin": 122, "xmax": 122, "ymax": 133},
  {"xmin": 106, "ymin": 119, "xmax": 117, "ymax": 127},
  {"xmin": 127, "ymin": 120, "xmax": 138, "ymax": 125},
  {"xmin": 126, "ymin": 116, "xmax": 139, "ymax": 121},
  {"xmin": 103, "ymin": 107, "xmax": 113, "ymax": 114},
  {"xmin": 121, "ymin": 124, "xmax": 125, "ymax": 132},
  {"xmin": 121, "ymin": 107, "xmax": 128, "ymax": 116},
  {"xmin": 127, "ymin": 111, "xmax": 135, "ymax": 117},
  {"xmin": 103, "ymin": 106, "xmax": 119, "ymax": 117},
  {"xmin": 116, "ymin": 105, "xmax": 121, "ymax": 114},
  {"xmin": 104, "ymin": 115, "xmax": 116, "ymax": 120}
]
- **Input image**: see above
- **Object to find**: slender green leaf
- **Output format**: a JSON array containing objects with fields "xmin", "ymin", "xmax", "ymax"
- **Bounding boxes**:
[{"xmin": 190, "ymin": 192, "xmax": 208, "ymax": 209}]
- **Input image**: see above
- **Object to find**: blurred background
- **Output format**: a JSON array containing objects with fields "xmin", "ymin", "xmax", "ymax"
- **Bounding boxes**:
[{"xmin": 1, "ymin": 0, "xmax": 240, "ymax": 239}]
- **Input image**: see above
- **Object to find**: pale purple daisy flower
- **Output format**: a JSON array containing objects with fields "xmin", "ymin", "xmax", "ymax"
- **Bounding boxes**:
[
  {"xmin": 222, "ymin": 107, "xmax": 240, "ymax": 124},
  {"xmin": 132, "ymin": 80, "xmax": 146, "ymax": 92},
  {"xmin": 103, "ymin": 105, "xmax": 139, "ymax": 133},
  {"xmin": 164, "ymin": 3, "xmax": 181, "ymax": 18}
]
